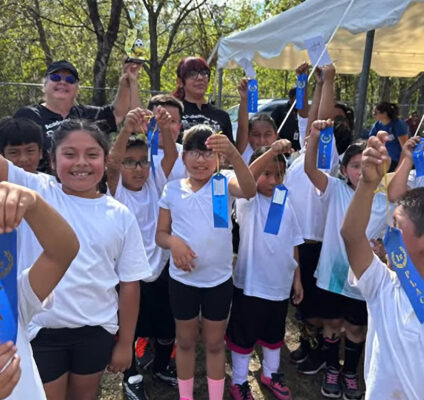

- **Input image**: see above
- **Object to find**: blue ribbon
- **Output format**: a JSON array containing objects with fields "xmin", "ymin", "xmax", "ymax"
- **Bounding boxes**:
[
  {"xmin": 147, "ymin": 117, "xmax": 159, "ymax": 177},
  {"xmin": 247, "ymin": 79, "xmax": 258, "ymax": 113},
  {"xmin": 383, "ymin": 226, "xmax": 424, "ymax": 324},
  {"xmin": 412, "ymin": 137, "xmax": 424, "ymax": 178},
  {"xmin": 264, "ymin": 184, "xmax": 288, "ymax": 235},
  {"xmin": 317, "ymin": 126, "xmax": 333, "ymax": 169},
  {"xmin": 0, "ymin": 230, "xmax": 18, "ymax": 344},
  {"xmin": 211, "ymin": 173, "xmax": 228, "ymax": 228},
  {"xmin": 295, "ymin": 74, "xmax": 307, "ymax": 110}
]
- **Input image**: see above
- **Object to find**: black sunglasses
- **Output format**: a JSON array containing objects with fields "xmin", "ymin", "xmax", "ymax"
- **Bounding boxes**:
[{"xmin": 48, "ymin": 73, "xmax": 77, "ymax": 84}]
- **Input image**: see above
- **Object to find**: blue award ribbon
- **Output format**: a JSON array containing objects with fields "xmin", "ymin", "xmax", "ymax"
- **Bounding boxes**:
[
  {"xmin": 211, "ymin": 173, "xmax": 228, "ymax": 228},
  {"xmin": 383, "ymin": 226, "xmax": 424, "ymax": 324},
  {"xmin": 295, "ymin": 74, "xmax": 307, "ymax": 110},
  {"xmin": 0, "ymin": 230, "xmax": 18, "ymax": 344},
  {"xmin": 147, "ymin": 117, "xmax": 159, "ymax": 177},
  {"xmin": 317, "ymin": 126, "xmax": 333, "ymax": 170},
  {"xmin": 264, "ymin": 184, "xmax": 288, "ymax": 235},
  {"xmin": 247, "ymin": 79, "xmax": 258, "ymax": 113},
  {"xmin": 412, "ymin": 137, "xmax": 424, "ymax": 178}
]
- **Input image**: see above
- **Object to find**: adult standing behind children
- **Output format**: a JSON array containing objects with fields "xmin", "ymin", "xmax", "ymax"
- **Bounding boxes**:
[
  {"xmin": 173, "ymin": 57, "xmax": 233, "ymax": 143},
  {"xmin": 13, "ymin": 59, "xmax": 141, "ymax": 172}
]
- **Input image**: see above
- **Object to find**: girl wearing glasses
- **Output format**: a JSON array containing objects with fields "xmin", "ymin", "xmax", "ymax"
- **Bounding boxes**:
[
  {"xmin": 173, "ymin": 57, "xmax": 234, "ymax": 144},
  {"xmin": 156, "ymin": 125, "xmax": 256, "ymax": 400}
]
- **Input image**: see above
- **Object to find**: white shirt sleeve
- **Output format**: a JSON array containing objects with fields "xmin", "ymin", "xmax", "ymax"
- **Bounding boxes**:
[
  {"xmin": 348, "ymin": 254, "xmax": 393, "ymax": 303},
  {"xmin": 7, "ymin": 161, "xmax": 43, "ymax": 190}
]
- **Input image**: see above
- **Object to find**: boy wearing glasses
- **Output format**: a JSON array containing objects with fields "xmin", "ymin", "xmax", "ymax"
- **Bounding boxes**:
[
  {"xmin": 14, "ymin": 59, "xmax": 141, "ymax": 173},
  {"xmin": 107, "ymin": 105, "xmax": 180, "ymax": 400}
]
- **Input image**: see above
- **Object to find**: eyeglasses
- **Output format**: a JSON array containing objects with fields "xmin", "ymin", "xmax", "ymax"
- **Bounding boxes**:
[
  {"xmin": 185, "ymin": 150, "xmax": 214, "ymax": 160},
  {"xmin": 122, "ymin": 159, "xmax": 149, "ymax": 169},
  {"xmin": 48, "ymin": 73, "xmax": 78, "ymax": 84},
  {"xmin": 185, "ymin": 70, "xmax": 210, "ymax": 80}
]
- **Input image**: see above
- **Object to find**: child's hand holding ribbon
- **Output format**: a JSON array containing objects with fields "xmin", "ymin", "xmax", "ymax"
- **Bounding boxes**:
[
  {"xmin": 271, "ymin": 139, "xmax": 293, "ymax": 156},
  {"xmin": 122, "ymin": 107, "xmax": 151, "ymax": 135},
  {"xmin": 362, "ymin": 131, "xmax": 391, "ymax": 187},
  {"xmin": 154, "ymin": 105, "xmax": 172, "ymax": 134},
  {"xmin": 0, "ymin": 342, "xmax": 21, "ymax": 399}
]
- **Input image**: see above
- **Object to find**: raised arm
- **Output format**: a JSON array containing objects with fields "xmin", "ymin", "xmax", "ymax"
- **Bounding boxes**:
[
  {"xmin": 235, "ymin": 78, "xmax": 249, "ymax": 155},
  {"xmin": 156, "ymin": 106, "xmax": 178, "ymax": 178},
  {"xmin": 0, "ymin": 182, "xmax": 79, "ymax": 301},
  {"xmin": 206, "ymin": 134, "xmax": 256, "ymax": 199},
  {"xmin": 304, "ymin": 120, "xmax": 331, "ymax": 193},
  {"xmin": 248, "ymin": 139, "xmax": 292, "ymax": 181},
  {"xmin": 112, "ymin": 62, "xmax": 142, "ymax": 124},
  {"xmin": 318, "ymin": 64, "xmax": 336, "ymax": 121},
  {"xmin": 341, "ymin": 131, "xmax": 389, "ymax": 279},
  {"xmin": 304, "ymin": 67, "xmax": 323, "ymax": 139},
  {"xmin": 107, "ymin": 108, "xmax": 150, "ymax": 196},
  {"xmin": 387, "ymin": 136, "xmax": 420, "ymax": 202}
]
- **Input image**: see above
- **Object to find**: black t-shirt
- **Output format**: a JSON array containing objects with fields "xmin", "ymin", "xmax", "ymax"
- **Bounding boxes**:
[
  {"xmin": 270, "ymin": 101, "xmax": 300, "ymax": 151},
  {"xmin": 181, "ymin": 100, "xmax": 233, "ymax": 143},
  {"xmin": 13, "ymin": 103, "xmax": 117, "ymax": 172}
]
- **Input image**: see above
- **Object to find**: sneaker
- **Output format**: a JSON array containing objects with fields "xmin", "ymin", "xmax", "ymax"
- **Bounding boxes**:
[
  {"xmin": 134, "ymin": 338, "xmax": 154, "ymax": 370},
  {"xmin": 297, "ymin": 354, "xmax": 326, "ymax": 375},
  {"xmin": 341, "ymin": 372, "xmax": 364, "ymax": 400},
  {"xmin": 289, "ymin": 338, "xmax": 310, "ymax": 364},
  {"xmin": 123, "ymin": 375, "xmax": 149, "ymax": 400},
  {"xmin": 229, "ymin": 381, "xmax": 255, "ymax": 400},
  {"xmin": 153, "ymin": 365, "xmax": 178, "ymax": 387},
  {"xmin": 260, "ymin": 372, "xmax": 292, "ymax": 400},
  {"xmin": 321, "ymin": 367, "xmax": 342, "ymax": 399}
]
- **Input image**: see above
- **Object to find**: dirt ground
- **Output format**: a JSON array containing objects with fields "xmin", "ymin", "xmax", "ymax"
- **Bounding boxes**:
[{"xmin": 97, "ymin": 306, "xmax": 346, "ymax": 400}]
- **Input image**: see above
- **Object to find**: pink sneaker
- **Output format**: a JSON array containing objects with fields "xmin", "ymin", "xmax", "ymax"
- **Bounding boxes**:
[
  {"xmin": 260, "ymin": 372, "xmax": 292, "ymax": 400},
  {"xmin": 229, "ymin": 381, "xmax": 255, "ymax": 400}
]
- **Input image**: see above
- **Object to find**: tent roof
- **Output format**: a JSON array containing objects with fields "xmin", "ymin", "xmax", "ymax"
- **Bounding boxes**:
[{"xmin": 217, "ymin": 0, "xmax": 424, "ymax": 77}]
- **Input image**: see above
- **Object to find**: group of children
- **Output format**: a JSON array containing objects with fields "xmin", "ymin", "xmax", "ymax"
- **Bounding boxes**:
[{"xmin": 0, "ymin": 58, "xmax": 423, "ymax": 400}]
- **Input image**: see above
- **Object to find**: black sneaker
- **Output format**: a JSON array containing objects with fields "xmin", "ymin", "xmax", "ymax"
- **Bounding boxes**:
[
  {"xmin": 321, "ymin": 367, "xmax": 342, "ymax": 398},
  {"xmin": 123, "ymin": 375, "xmax": 149, "ymax": 400},
  {"xmin": 297, "ymin": 355, "xmax": 326, "ymax": 375},
  {"xmin": 153, "ymin": 365, "xmax": 178, "ymax": 387},
  {"xmin": 289, "ymin": 338, "xmax": 310, "ymax": 364},
  {"xmin": 341, "ymin": 372, "xmax": 364, "ymax": 400}
]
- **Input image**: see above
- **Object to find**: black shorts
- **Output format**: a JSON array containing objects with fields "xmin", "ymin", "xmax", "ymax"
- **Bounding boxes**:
[
  {"xmin": 297, "ymin": 242, "xmax": 323, "ymax": 319},
  {"xmin": 31, "ymin": 325, "xmax": 115, "ymax": 383},
  {"xmin": 137, "ymin": 264, "xmax": 175, "ymax": 339},
  {"xmin": 315, "ymin": 287, "xmax": 368, "ymax": 326},
  {"xmin": 169, "ymin": 277, "xmax": 233, "ymax": 321},
  {"xmin": 226, "ymin": 287, "xmax": 289, "ymax": 354}
]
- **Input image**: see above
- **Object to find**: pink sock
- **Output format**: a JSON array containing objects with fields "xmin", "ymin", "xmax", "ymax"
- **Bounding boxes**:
[
  {"xmin": 178, "ymin": 377, "xmax": 194, "ymax": 400},
  {"xmin": 207, "ymin": 377, "xmax": 225, "ymax": 400}
]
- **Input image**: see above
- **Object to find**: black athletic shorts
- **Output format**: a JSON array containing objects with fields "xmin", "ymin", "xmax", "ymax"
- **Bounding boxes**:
[
  {"xmin": 168, "ymin": 277, "xmax": 233, "ymax": 321},
  {"xmin": 226, "ymin": 287, "xmax": 289, "ymax": 354},
  {"xmin": 31, "ymin": 325, "xmax": 115, "ymax": 383}
]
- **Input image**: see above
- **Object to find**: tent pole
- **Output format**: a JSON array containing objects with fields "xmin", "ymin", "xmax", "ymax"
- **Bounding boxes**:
[
  {"xmin": 217, "ymin": 68, "xmax": 223, "ymax": 108},
  {"xmin": 354, "ymin": 30, "xmax": 375, "ymax": 138}
]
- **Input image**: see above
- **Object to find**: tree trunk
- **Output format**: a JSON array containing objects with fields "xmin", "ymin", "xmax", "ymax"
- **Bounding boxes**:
[
  {"xmin": 399, "ymin": 73, "xmax": 424, "ymax": 117},
  {"xmin": 378, "ymin": 77, "xmax": 391, "ymax": 102}
]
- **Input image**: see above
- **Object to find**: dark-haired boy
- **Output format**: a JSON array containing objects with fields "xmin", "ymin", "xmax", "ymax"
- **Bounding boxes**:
[{"xmin": 341, "ymin": 131, "xmax": 424, "ymax": 399}]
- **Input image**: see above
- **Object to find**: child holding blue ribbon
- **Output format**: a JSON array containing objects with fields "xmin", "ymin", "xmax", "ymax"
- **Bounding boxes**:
[
  {"xmin": 107, "ymin": 106, "xmax": 180, "ymax": 397},
  {"xmin": 305, "ymin": 119, "xmax": 388, "ymax": 400},
  {"xmin": 0, "ymin": 120, "xmax": 152, "ymax": 400},
  {"xmin": 0, "ymin": 181, "xmax": 79, "ymax": 400},
  {"xmin": 341, "ymin": 130, "xmax": 424, "ymax": 400},
  {"xmin": 388, "ymin": 136, "xmax": 424, "ymax": 202},
  {"xmin": 156, "ymin": 125, "xmax": 256, "ymax": 400},
  {"xmin": 225, "ymin": 139, "xmax": 303, "ymax": 400}
]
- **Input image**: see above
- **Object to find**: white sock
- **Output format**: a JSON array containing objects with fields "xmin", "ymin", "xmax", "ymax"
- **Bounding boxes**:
[
  {"xmin": 231, "ymin": 351, "xmax": 250, "ymax": 385},
  {"xmin": 128, "ymin": 374, "xmax": 143, "ymax": 384},
  {"xmin": 262, "ymin": 347, "xmax": 280, "ymax": 378}
]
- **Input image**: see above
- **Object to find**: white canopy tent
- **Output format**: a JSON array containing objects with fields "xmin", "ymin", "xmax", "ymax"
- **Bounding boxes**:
[{"xmin": 217, "ymin": 0, "xmax": 424, "ymax": 77}]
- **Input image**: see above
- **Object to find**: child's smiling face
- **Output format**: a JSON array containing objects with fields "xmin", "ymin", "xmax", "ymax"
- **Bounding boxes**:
[{"xmin": 256, "ymin": 159, "xmax": 285, "ymax": 197}]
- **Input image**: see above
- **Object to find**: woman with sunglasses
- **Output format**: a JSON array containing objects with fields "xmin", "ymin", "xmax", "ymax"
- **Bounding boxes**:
[
  {"xmin": 368, "ymin": 101, "xmax": 408, "ymax": 171},
  {"xmin": 13, "ymin": 59, "xmax": 141, "ymax": 173},
  {"xmin": 173, "ymin": 57, "xmax": 234, "ymax": 144}
]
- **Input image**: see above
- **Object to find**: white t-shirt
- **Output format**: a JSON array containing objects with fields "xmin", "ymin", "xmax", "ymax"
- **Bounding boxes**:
[
  {"xmin": 152, "ymin": 143, "xmax": 186, "ymax": 182},
  {"xmin": 298, "ymin": 116, "xmax": 308, "ymax": 149},
  {"xmin": 241, "ymin": 144, "xmax": 254, "ymax": 165},
  {"xmin": 7, "ymin": 162, "xmax": 152, "ymax": 339},
  {"xmin": 349, "ymin": 255, "xmax": 424, "ymax": 400},
  {"xmin": 407, "ymin": 169, "xmax": 424, "ymax": 189},
  {"xmin": 234, "ymin": 194, "xmax": 303, "ymax": 301},
  {"xmin": 284, "ymin": 146, "xmax": 339, "ymax": 241},
  {"xmin": 315, "ymin": 176, "xmax": 389, "ymax": 300},
  {"xmin": 113, "ymin": 173, "xmax": 169, "ymax": 282},
  {"xmin": 7, "ymin": 269, "xmax": 52, "ymax": 400},
  {"xmin": 158, "ymin": 170, "xmax": 235, "ymax": 288}
]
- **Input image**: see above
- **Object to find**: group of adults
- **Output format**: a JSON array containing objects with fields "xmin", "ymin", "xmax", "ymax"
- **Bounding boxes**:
[{"xmin": 12, "ymin": 56, "xmax": 420, "ymax": 175}]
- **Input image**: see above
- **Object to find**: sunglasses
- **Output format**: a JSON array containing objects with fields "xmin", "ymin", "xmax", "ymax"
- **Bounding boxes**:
[
  {"xmin": 48, "ymin": 73, "xmax": 78, "ymax": 84},
  {"xmin": 185, "ymin": 70, "xmax": 210, "ymax": 80},
  {"xmin": 122, "ymin": 159, "xmax": 149, "ymax": 169}
]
